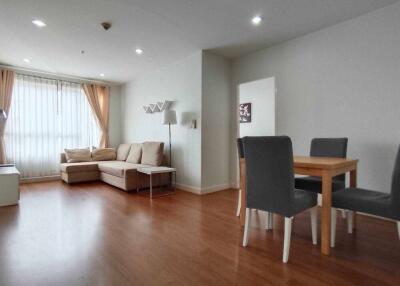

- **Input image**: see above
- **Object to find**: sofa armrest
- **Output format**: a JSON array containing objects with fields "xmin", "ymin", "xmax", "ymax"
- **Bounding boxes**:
[{"xmin": 60, "ymin": 153, "xmax": 67, "ymax": 164}]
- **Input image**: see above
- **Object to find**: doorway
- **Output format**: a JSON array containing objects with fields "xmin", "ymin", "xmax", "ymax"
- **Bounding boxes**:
[{"xmin": 238, "ymin": 77, "xmax": 276, "ymax": 137}]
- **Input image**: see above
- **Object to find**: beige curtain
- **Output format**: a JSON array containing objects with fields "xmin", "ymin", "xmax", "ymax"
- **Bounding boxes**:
[
  {"xmin": 82, "ymin": 83, "xmax": 110, "ymax": 148},
  {"xmin": 0, "ymin": 70, "xmax": 15, "ymax": 164}
]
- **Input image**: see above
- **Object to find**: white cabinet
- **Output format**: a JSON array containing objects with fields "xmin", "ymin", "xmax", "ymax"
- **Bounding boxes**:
[{"xmin": 0, "ymin": 166, "xmax": 20, "ymax": 207}]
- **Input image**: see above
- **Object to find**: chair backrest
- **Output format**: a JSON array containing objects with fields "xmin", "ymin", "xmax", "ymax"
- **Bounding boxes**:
[
  {"xmin": 390, "ymin": 145, "xmax": 400, "ymax": 204},
  {"xmin": 243, "ymin": 136, "xmax": 294, "ymax": 215},
  {"xmin": 310, "ymin": 138, "xmax": 348, "ymax": 181},
  {"xmin": 237, "ymin": 138, "xmax": 244, "ymax": 159}
]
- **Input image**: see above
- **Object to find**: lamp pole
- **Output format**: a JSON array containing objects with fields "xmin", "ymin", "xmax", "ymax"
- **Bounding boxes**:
[
  {"xmin": 168, "ymin": 123, "xmax": 172, "ymax": 167},
  {"xmin": 163, "ymin": 109, "xmax": 176, "ymax": 168}
]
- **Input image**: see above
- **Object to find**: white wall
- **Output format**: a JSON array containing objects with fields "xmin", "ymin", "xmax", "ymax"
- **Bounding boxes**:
[
  {"xmin": 120, "ymin": 51, "xmax": 234, "ymax": 193},
  {"xmin": 233, "ymin": 2, "xmax": 400, "ymax": 192},
  {"xmin": 121, "ymin": 52, "xmax": 203, "ymax": 189},
  {"xmin": 109, "ymin": 85, "xmax": 122, "ymax": 148},
  {"xmin": 201, "ymin": 51, "xmax": 232, "ymax": 191},
  {"xmin": 239, "ymin": 77, "xmax": 276, "ymax": 137}
]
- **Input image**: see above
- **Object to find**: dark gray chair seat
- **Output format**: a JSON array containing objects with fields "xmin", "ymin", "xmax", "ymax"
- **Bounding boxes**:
[
  {"xmin": 291, "ymin": 189, "xmax": 318, "ymax": 217},
  {"xmin": 331, "ymin": 145, "xmax": 400, "ymax": 246},
  {"xmin": 295, "ymin": 176, "xmax": 345, "ymax": 194},
  {"xmin": 333, "ymin": 188, "xmax": 397, "ymax": 220}
]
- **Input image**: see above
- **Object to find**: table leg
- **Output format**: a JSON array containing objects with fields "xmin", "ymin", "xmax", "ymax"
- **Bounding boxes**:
[
  {"xmin": 350, "ymin": 168, "xmax": 357, "ymax": 231},
  {"xmin": 239, "ymin": 189, "xmax": 246, "ymax": 226},
  {"xmin": 173, "ymin": 171, "xmax": 176, "ymax": 192},
  {"xmin": 150, "ymin": 174, "xmax": 153, "ymax": 199},
  {"xmin": 321, "ymin": 171, "xmax": 333, "ymax": 255}
]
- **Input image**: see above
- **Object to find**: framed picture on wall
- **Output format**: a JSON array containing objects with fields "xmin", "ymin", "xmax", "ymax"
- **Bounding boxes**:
[{"xmin": 239, "ymin": 103, "xmax": 252, "ymax": 123}]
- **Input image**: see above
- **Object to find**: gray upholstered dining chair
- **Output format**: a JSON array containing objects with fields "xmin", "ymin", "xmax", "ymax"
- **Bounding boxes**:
[
  {"xmin": 237, "ymin": 138, "xmax": 272, "ymax": 229},
  {"xmin": 242, "ymin": 136, "xmax": 318, "ymax": 263},
  {"xmin": 236, "ymin": 138, "xmax": 244, "ymax": 217},
  {"xmin": 331, "ymin": 146, "xmax": 400, "ymax": 246},
  {"xmin": 295, "ymin": 138, "xmax": 348, "ymax": 194}
]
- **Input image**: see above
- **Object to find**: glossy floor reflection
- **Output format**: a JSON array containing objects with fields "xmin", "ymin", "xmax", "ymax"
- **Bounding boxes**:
[{"xmin": 0, "ymin": 181, "xmax": 399, "ymax": 286}]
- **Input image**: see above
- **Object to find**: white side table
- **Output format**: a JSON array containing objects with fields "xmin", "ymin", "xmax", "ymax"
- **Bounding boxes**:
[
  {"xmin": 0, "ymin": 166, "xmax": 20, "ymax": 207},
  {"xmin": 137, "ymin": 166, "xmax": 176, "ymax": 199}
]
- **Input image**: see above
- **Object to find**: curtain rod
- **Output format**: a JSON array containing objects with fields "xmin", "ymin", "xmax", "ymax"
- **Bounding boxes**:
[
  {"xmin": 0, "ymin": 64, "xmax": 116, "ymax": 86},
  {"xmin": 16, "ymin": 73, "xmax": 82, "ymax": 85}
]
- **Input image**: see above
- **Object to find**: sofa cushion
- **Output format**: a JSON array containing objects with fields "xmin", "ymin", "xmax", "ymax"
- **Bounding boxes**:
[
  {"xmin": 117, "ymin": 144, "xmax": 131, "ymax": 161},
  {"xmin": 60, "ymin": 162, "xmax": 99, "ymax": 173},
  {"xmin": 126, "ymin": 143, "xmax": 142, "ymax": 164},
  {"xmin": 64, "ymin": 148, "xmax": 91, "ymax": 163},
  {"xmin": 98, "ymin": 161, "xmax": 143, "ymax": 178},
  {"xmin": 141, "ymin": 142, "xmax": 164, "ymax": 166},
  {"xmin": 92, "ymin": 148, "xmax": 117, "ymax": 161}
]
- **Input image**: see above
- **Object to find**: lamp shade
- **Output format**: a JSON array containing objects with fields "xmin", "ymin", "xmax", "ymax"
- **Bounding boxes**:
[
  {"xmin": 162, "ymin": 110, "xmax": 177, "ymax": 125},
  {"xmin": 0, "ymin": 109, "xmax": 7, "ymax": 120}
]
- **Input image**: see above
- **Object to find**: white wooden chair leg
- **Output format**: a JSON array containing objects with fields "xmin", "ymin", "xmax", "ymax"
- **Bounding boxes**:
[
  {"xmin": 317, "ymin": 194, "xmax": 322, "ymax": 206},
  {"xmin": 265, "ymin": 212, "xmax": 270, "ymax": 230},
  {"xmin": 243, "ymin": 208, "xmax": 251, "ymax": 247},
  {"xmin": 341, "ymin": 209, "xmax": 346, "ymax": 219},
  {"xmin": 397, "ymin": 221, "xmax": 400, "ymax": 240},
  {"xmin": 310, "ymin": 207, "xmax": 317, "ymax": 245},
  {"xmin": 236, "ymin": 189, "xmax": 241, "ymax": 217},
  {"xmin": 264, "ymin": 212, "xmax": 273, "ymax": 230},
  {"xmin": 269, "ymin": 213, "xmax": 273, "ymax": 229},
  {"xmin": 283, "ymin": 217, "xmax": 293, "ymax": 263},
  {"xmin": 347, "ymin": 211, "xmax": 354, "ymax": 234},
  {"xmin": 331, "ymin": 208, "xmax": 337, "ymax": 247}
]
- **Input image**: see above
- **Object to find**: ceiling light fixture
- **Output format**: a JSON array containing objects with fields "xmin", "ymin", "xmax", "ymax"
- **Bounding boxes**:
[
  {"xmin": 251, "ymin": 15, "xmax": 262, "ymax": 26},
  {"xmin": 135, "ymin": 48, "xmax": 144, "ymax": 55},
  {"xmin": 32, "ymin": 19, "xmax": 47, "ymax": 28},
  {"xmin": 100, "ymin": 73, "xmax": 105, "ymax": 77},
  {"xmin": 23, "ymin": 58, "xmax": 30, "ymax": 63}
]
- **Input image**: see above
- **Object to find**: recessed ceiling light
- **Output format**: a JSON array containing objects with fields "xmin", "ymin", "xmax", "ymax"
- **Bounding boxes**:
[
  {"xmin": 100, "ymin": 73, "xmax": 105, "ymax": 77},
  {"xmin": 251, "ymin": 15, "xmax": 262, "ymax": 26},
  {"xmin": 135, "ymin": 48, "xmax": 144, "ymax": 55},
  {"xmin": 23, "ymin": 58, "xmax": 30, "ymax": 63},
  {"xmin": 32, "ymin": 19, "xmax": 47, "ymax": 28}
]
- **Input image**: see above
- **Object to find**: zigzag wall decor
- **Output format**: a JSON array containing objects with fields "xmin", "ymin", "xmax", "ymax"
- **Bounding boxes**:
[{"xmin": 143, "ymin": 100, "xmax": 172, "ymax": 114}]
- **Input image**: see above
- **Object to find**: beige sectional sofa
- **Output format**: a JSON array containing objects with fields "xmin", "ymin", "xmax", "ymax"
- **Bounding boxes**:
[{"xmin": 60, "ymin": 142, "xmax": 169, "ymax": 191}]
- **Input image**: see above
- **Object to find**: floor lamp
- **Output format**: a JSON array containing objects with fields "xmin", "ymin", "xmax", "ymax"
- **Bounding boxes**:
[{"xmin": 162, "ymin": 110, "xmax": 177, "ymax": 167}]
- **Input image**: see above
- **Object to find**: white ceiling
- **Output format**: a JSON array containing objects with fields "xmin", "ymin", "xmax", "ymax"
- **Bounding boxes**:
[{"xmin": 0, "ymin": 0, "xmax": 398, "ymax": 83}]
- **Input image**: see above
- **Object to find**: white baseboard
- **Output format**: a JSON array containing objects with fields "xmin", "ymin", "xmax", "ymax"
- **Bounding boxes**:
[
  {"xmin": 200, "ymin": 183, "xmax": 233, "ymax": 195},
  {"xmin": 176, "ymin": 182, "xmax": 234, "ymax": 195},
  {"xmin": 232, "ymin": 182, "xmax": 240, "ymax": 189},
  {"xmin": 21, "ymin": 175, "xmax": 60, "ymax": 184},
  {"xmin": 176, "ymin": 183, "xmax": 202, "ymax": 195},
  {"xmin": 356, "ymin": 212, "xmax": 396, "ymax": 222}
]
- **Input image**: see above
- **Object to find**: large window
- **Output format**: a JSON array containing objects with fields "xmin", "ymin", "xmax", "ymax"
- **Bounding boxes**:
[{"xmin": 5, "ymin": 74, "xmax": 100, "ymax": 178}]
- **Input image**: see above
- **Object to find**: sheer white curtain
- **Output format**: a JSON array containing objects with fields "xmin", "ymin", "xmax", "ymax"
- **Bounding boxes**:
[{"xmin": 4, "ymin": 74, "xmax": 100, "ymax": 178}]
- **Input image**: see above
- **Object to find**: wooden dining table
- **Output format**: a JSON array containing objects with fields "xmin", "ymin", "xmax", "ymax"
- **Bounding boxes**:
[{"xmin": 239, "ymin": 156, "xmax": 359, "ymax": 255}]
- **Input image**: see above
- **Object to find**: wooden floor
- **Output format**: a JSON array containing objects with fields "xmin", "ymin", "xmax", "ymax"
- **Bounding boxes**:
[{"xmin": 0, "ymin": 182, "xmax": 399, "ymax": 286}]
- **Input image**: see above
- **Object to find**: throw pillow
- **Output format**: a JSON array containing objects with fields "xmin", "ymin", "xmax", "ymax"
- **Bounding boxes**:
[
  {"xmin": 126, "ymin": 143, "xmax": 142, "ymax": 164},
  {"xmin": 141, "ymin": 142, "xmax": 164, "ymax": 166},
  {"xmin": 65, "ymin": 148, "xmax": 91, "ymax": 163},
  {"xmin": 117, "ymin": 143, "xmax": 131, "ymax": 161},
  {"xmin": 92, "ymin": 148, "xmax": 117, "ymax": 161}
]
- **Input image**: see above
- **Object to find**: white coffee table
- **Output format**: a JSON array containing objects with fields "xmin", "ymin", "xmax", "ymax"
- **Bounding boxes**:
[{"xmin": 137, "ymin": 166, "xmax": 176, "ymax": 199}]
